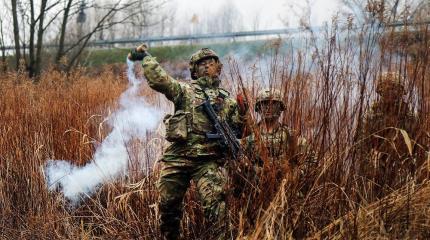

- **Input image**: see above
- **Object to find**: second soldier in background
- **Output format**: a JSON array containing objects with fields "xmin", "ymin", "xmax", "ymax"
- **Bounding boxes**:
[{"xmin": 244, "ymin": 89, "xmax": 314, "ymax": 188}]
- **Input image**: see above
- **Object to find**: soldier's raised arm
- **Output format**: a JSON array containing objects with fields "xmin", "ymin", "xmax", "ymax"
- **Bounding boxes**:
[{"xmin": 128, "ymin": 44, "xmax": 182, "ymax": 103}]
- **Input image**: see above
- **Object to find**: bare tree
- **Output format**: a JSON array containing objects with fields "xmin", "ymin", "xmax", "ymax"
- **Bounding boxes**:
[
  {"xmin": 0, "ymin": 16, "xmax": 6, "ymax": 72},
  {"xmin": 22, "ymin": 0, "xmax": 62, "ymax": 77},
  {"xmin": 125, "ymin": 0, "xmax": 168, "ymax": 38},
  {"xmin": 167, "ymin": 6, "xmax": 176, "ymax": 36},
  {"xmin": 54, "ymin": 0, "xmax": 145, "ymax": 69},
  {"xmin": 5, "ymin": 0, "xmax": 169, "ymax": 76},
  {"xmin": 29, "ymin": 1, "xmax": 36, "ymax": 75},
  {"xmin": 204, "ymin": 2, "xmax": 243, "ymax": 34},
  {"xmin": 11, "ymin": 0, "xmax": 21, "ymax": 69},
  {"xmin": 11, "ymin": 0, "xmax": 63, "ymax": 77},
  {"xmin": 252, "ymin": 11, "xmax": 261, "ymax": 31},
  {"xmin": 55, "ymin": 0, "xmax": 76, "ymax": 64},
  {"xmin": 340, "ymin": 0, "xmax": 427, "ymax": 25},
  {"xmin": 33, "ymin": 0, "xmax": 49, "ymax": 77},
  {"xmin": 60, "ymin": 0, "xmax": 141, "ymax": 70},
  {"xmin": 221, "ymin": 2, "xmax": 243, "ymax": 32}
]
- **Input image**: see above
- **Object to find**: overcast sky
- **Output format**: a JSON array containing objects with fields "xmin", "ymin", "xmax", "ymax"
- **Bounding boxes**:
[{"xmin": 173, "ymin": 0, "xmax": 342, "ymax": 30}]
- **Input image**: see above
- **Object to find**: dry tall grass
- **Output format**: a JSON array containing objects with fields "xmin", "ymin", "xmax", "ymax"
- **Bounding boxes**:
[
  {"xmin": 228, "ymin": 18, "xmax": 430, "ymax": 239},
  {"xmin": 1, "ymin": 18, "xmax": 429, "ymax": 240},
  {"xmin": 0, "ymin": 65, "xmax": 164, "ymax": 239}
]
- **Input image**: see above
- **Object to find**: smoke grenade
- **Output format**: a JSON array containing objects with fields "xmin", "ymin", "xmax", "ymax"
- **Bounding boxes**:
[{"xmin": 44, "ymin": 59, "xmax": 162, "ymax": 204}]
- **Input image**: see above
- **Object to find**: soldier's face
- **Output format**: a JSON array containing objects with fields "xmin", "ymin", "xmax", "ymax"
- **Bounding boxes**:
[
  {"xmin": 379, "ymin": 85, "xmax": 402, "ymax": 103},
  {"xmin": 197, "ymin": 58, "xmax": 220, "ymax": 78},
  {"xmin": 380, "ymin": 91, "xmax": 396, "ymax": 103},
  {"xmin": 259, "ymin": 101, "xmax": 283, "ymax": 120}
]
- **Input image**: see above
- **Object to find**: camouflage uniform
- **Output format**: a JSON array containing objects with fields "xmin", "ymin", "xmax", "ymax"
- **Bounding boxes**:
[
  {"xmin": 244, "ymin": 89, "xmax": 311, "ymax": 180},
  {"xmin": 141, "ymin": 48, "xmax": 245, "ymax": 239},
  {"xmin": 358, "ymin": 72, "xmax": 418, "ymax": 195},
  {"xmin": 240, "ymin": 89, "xmax": 314, "ymax": 238},
  {"xmin": 246, "ymin": 125, "xmax": 307, "ymax": 165}
]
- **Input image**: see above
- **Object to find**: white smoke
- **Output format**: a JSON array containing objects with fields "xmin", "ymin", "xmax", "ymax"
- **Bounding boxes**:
[{"xmin": 45, "ymin": 59, "xmax": 162, "ymax": 204}]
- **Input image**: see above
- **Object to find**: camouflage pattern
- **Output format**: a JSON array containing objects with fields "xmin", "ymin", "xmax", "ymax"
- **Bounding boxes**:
[
  {"xmin": 243, "ymin": 88, "xmax": 316, "ymax": 189},
  {"xmin": 141, "ymin": 54, "xmax": 244, "ymax": 239},
  {"xmin": 363, "ymin": 101, "xmax": 417, "ymax": 140},
  {"xmin": 360, "ymin": 100, "xmax": 418, "ymax": 183},
  {"xmin": 255, "ymin": 88, "xmax": 286, "ymax": 112},
  {"xmin": 157, "ymin": 156, "xmax": 226, "ymax": 240},
  {"xmin": 246, "ymin": 125, "xmax": 301, "ymax": 161},
  {"xmin": 143, "ymin": 56, "xmax": 244, "ymax": 157},
  {"xmin": 357, "ymin": 72, "xmax": 419, "ymax": 197},
  {"xmin": 244, "ymin": 124, "xmax": 313, "ymax": 177},
  {"xmin": 247, "ymin": 88, "xmax": 312, "ymax": 170},
  {"xmin": 189, "ymin": 48, "xmax": 220, "ymax": 80},
  {"xmin": 361, "ymin": 71, "xmax": 415, "ymax": 152},
  {"xmin": 376, "ymin": 71, "xmax": 405, "ymax": 95}
]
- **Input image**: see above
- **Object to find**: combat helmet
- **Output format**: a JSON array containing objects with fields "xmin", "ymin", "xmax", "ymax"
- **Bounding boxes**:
[
  {"xmin": 189, "ymin": 48, "xmax": 220, "ymax": 80},
  {"xmin": 255, "ymin": 88, "xmax": 286, "ymax": 112},
  {"xmin": 376, "ymin": 71, "xmax": 405, "ymax": 95}
]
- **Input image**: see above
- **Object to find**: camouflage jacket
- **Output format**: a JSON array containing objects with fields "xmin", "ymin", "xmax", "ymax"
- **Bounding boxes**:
[
  {"xmin": 142, "ymin": 56, "xmax": 245, "ymax": 158},
  {"xmin": 244, "ymin": 123, "xmax": 310, "ymax": 165},
  {"xmin": 359, "ymin": 100, "xmax": 418, "ymax": 156}
]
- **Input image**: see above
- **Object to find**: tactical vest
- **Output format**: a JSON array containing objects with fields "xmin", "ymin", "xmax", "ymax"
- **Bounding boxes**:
[
  {"xmin": 164, "ymin": 81, "xmax": 231, "ymax": 142},
  {"xmin": 247, "ymin": 125, "xmax": 298, "ymax": 161}
]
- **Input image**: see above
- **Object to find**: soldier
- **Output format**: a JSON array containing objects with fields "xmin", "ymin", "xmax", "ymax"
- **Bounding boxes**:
[
  {"xmin": 358, "ymin": 71, "xmax": 419, "ymax": 197},
  {"xmin": 238, "ymin": 88, "xmax": 315, "ymax": 238},
  {"xmin": 244, "ymin": 89, "xmax": 313, "ymax": 184},
  {"xmin": 128, "ymin": 46, "xmax": 247, "ymax": 240},
  {"xmin": 240, "ymin": 89, "xmax": 316, "ymax": 206}
]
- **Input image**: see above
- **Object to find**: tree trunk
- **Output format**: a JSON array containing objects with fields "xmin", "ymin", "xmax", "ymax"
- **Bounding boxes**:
[
  {"xmin": 0, "ymin": 19, "xmax": 6, "ymax": 72},
  {"xmin": 11, "ymin": 0, "xmax": 21, "ymax": 70},
  {"xmin": 55, "ymin": 0, "xmax": 73, "ymax": 65},
  {"xmin": 34, "ymin": 0, "xmax": 48, "ymax": 78},
  {"xmin": 28, "ymin": 0, "xmax": 36, "ymax": 77}
]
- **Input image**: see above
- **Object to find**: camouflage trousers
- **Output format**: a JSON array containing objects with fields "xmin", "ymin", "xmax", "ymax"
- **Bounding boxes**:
[{"xmin": 157, "ymin": 155, "xmax": 227, "ymax": 240}]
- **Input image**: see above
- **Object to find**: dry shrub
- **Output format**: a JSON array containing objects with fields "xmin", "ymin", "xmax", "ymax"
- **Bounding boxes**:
[{"xmin": 0, "ymin": 17, "xmax": 429, "ymax": 240}]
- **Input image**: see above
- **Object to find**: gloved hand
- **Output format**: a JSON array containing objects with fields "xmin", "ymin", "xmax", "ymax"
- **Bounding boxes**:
[
  {"xmin": 236, "ymin": 92, "xmax": 249, "ymax": 116},
  {"xmin": 128, "ymin": 44, "xmax": 151, "ymax": 61}
]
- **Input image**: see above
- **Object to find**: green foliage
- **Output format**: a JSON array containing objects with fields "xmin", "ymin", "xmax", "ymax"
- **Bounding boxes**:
[{"xmin": 82, "ymin": 41, "xmax": 268, "ymax": 67}]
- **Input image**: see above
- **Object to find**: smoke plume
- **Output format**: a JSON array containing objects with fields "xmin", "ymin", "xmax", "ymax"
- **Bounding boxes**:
[{"xmin": 44, "ymin": 59, "xmax": 162, "ymax": 204}]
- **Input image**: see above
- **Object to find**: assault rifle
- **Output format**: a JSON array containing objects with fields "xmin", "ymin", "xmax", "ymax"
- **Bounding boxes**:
[{"xmin": 201, "ymin": 100, "xmax": 242, "ymax": 160}]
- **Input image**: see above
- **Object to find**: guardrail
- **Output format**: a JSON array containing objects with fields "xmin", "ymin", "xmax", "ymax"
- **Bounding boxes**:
[
  {"xmin": 88, "ymin": 27, "xmax": 320, "ymax": 46},
  {"xmin": 2, "ymin": 27, "xmax": 315, "ymax": 50},
  {"xmin": 2, "ymin": 21, "xmax": 428, "ymax": 50}
]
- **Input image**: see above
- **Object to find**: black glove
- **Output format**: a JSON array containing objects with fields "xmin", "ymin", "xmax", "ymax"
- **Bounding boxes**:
[{"xmin": 128, "ymin": 45, "xmax": 151, "ymax": 61}]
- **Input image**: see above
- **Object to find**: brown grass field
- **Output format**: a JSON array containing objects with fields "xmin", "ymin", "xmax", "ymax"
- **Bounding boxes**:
[{"xmin": 1, "ymin": 20, "xmax": 429, "ymax": 239}]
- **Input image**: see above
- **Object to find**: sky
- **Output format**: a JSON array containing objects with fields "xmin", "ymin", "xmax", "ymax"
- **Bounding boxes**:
[
  {"xmin": 0, "ymin": 0, "xmax": 343, "ymax": 46},
  {"xmin": 172, "ymin": 0, "xmax": 342, "ymax": 30}
]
